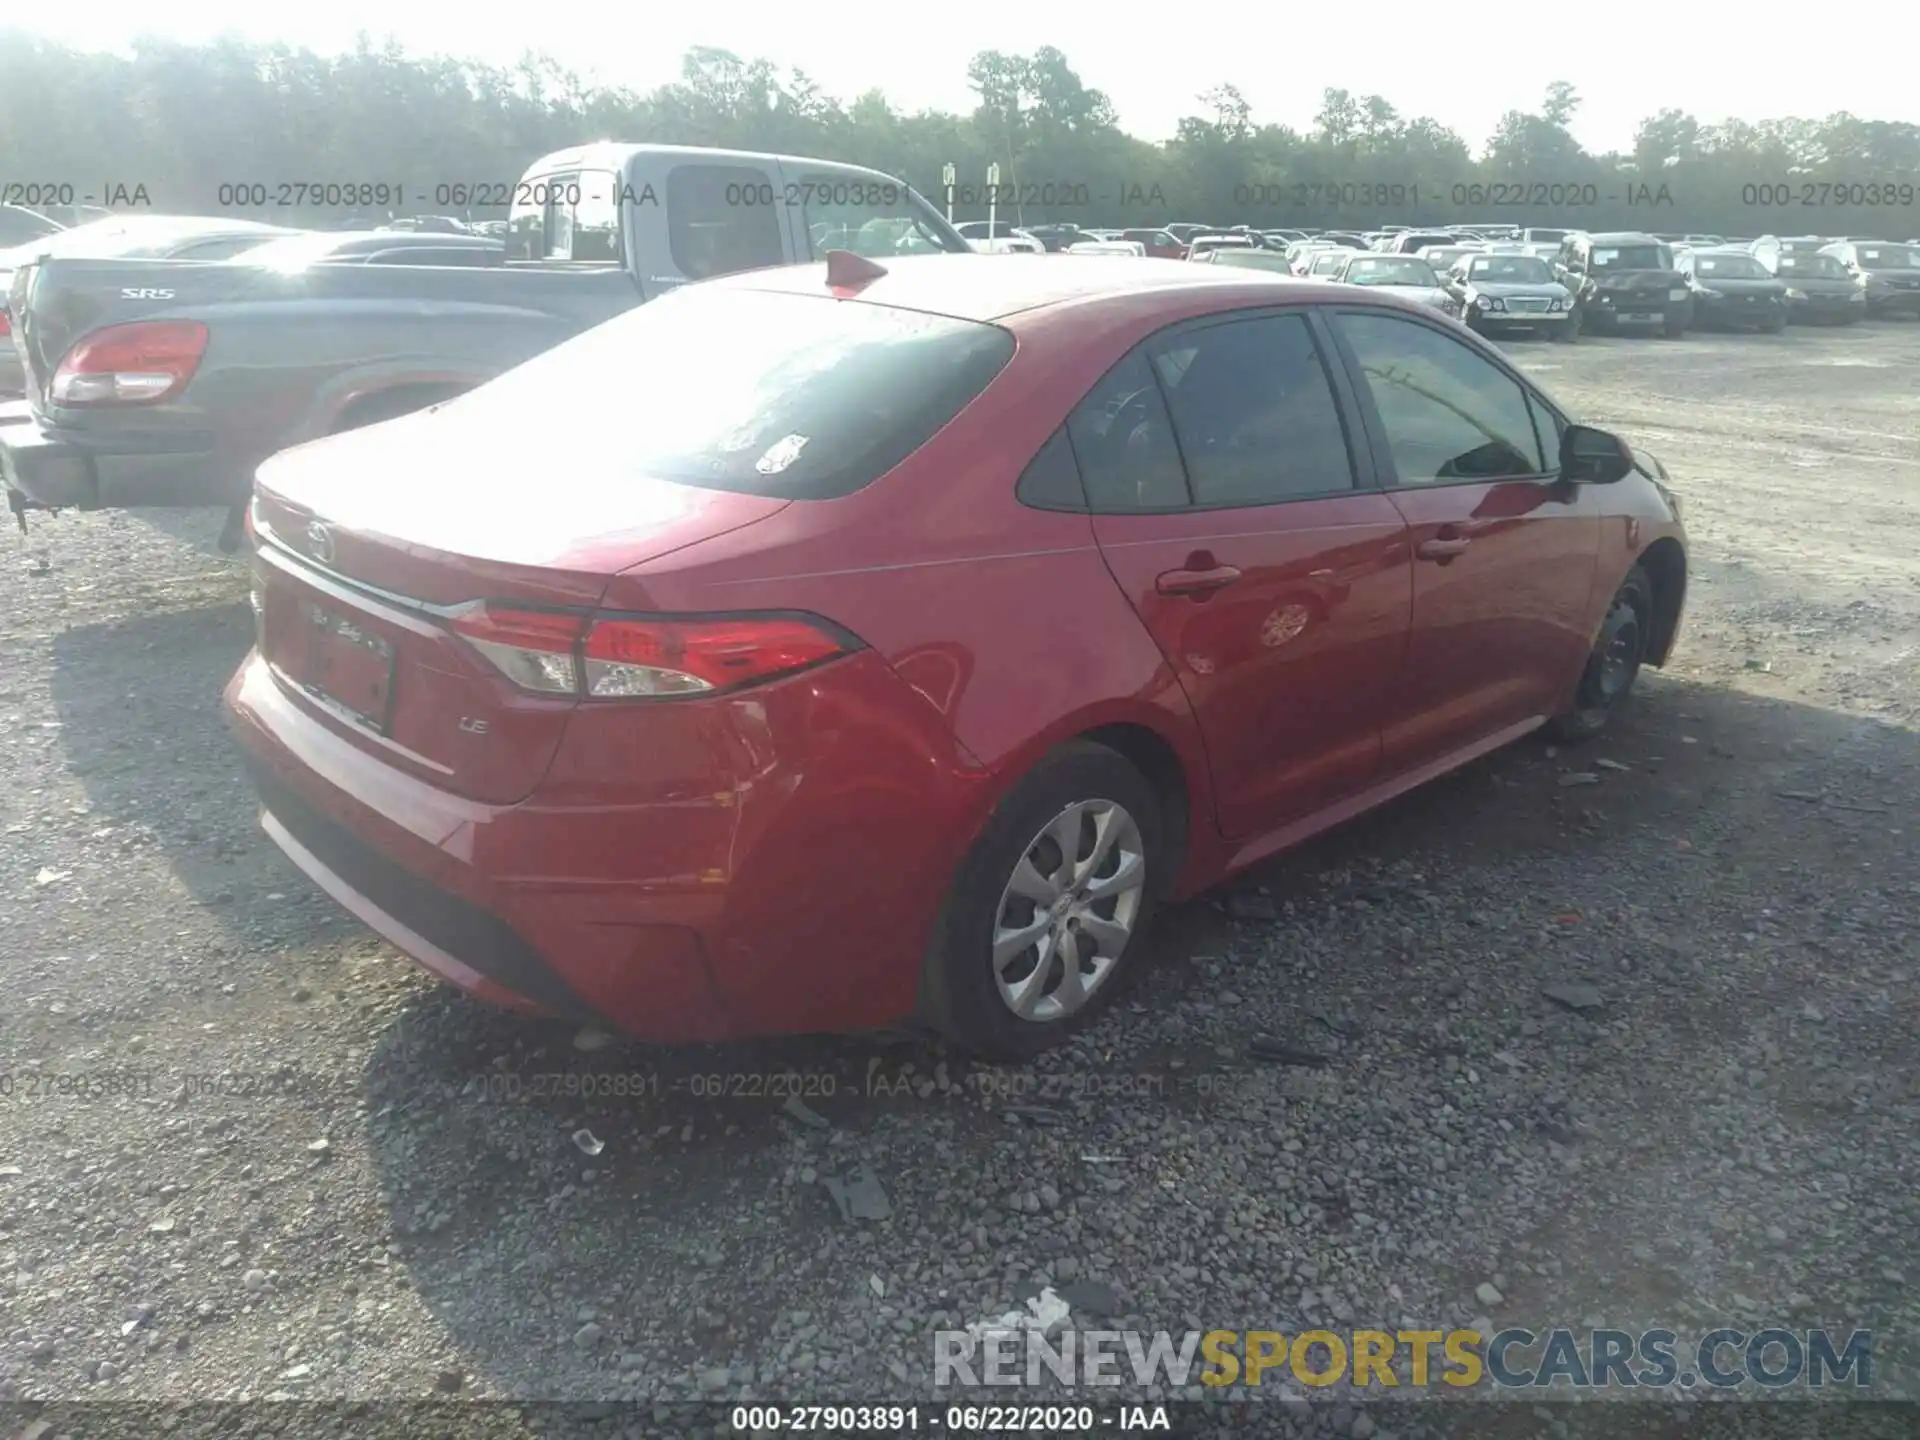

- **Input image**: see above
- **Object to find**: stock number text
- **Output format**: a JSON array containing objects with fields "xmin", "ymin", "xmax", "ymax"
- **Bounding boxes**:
[{"xmin": 1743, "ymin": 182, "xmax": 1916, "ymax": 208}]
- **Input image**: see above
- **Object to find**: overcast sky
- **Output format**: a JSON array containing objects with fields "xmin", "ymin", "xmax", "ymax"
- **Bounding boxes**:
[{"xmin": 18, "ymin": 6, "xmax": 1914, "ymax": 155}]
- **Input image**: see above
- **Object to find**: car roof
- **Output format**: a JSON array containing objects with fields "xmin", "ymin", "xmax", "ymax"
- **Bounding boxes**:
[
  {"xmin": 1584, "ymin": 232, "xmax": 1662, "ymax": 245},
  {"xmin": 713, "ymin": 253, "xmax": 1355, "ymax": 322}
]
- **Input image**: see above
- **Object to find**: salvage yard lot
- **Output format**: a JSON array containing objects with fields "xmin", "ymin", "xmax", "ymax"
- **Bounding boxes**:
[{"xmin": 1, "ymin": 324, "xmax": 1916, "ymax": 1420}]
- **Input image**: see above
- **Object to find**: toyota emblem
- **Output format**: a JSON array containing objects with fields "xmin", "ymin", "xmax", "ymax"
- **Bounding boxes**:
[{"xmin": 306, "ymin": 520, "xmax": 335, "ymax": 564}]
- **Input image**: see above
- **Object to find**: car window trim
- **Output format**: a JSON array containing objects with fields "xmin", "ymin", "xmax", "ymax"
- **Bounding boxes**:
[{"xmin": 1320, "ymin": 304, "xmax": 1566, "ymax": 491}]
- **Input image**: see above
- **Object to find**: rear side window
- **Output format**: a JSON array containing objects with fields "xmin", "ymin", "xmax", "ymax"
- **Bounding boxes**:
[
  {"xmin": 1015, "ymin": 429, "xmax": 1087, "ymax": 510},
  {"xmin": 1065, "ymin": 350, "xmax": 1190, "ymax": 512},
  {"xmin": 1148, "ymin": 314, "xmax": 1355, "ymax": 505},
  {"xmin": 451, "ymin": 288, "xmax": 1013, "ymax": 500},
  {"xmin": 667, "ymin": 164, "xmax": 786, "ymax": 280}
]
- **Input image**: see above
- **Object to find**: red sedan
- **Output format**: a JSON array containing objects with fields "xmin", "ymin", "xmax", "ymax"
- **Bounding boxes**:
[{"xmin": 226, "ymin": 251, "xmax": 1687, "ymax": 1056}]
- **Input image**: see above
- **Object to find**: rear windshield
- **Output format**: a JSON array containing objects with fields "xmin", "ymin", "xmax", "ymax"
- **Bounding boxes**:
[
  {"xmin": 1856, "ymin": 245, "xmax": 1919, "ymax": 269},
  {"xmin": 451, "ymin": 288, "xmax": 1015, "ymax": 500}
]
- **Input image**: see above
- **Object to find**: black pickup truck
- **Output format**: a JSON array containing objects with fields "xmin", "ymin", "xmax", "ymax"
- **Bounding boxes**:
[{"xmin": 1, "ymin": 143, "xmax": 967, "ymax": 543}]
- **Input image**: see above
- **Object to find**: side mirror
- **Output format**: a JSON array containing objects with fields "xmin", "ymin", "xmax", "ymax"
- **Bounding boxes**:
[{"xmin": 1561, "ymin": 424, "xmax": 1635, "ymax": 485}]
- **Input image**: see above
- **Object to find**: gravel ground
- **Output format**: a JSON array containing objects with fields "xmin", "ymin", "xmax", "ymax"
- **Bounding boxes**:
[{"xmin": 2, "ymin": 322, "xmax": 1917, "ymax": 1438}]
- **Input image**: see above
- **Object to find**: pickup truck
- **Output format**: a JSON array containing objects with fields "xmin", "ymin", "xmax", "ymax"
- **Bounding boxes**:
[{"xmin": 2, "ymin": 142, "xmax": 967, "ymax": 545}]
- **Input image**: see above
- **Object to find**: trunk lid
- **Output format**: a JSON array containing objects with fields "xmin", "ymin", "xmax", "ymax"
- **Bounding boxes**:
[{"xmin": 251, "ymin": 403, "xmax": 789, "ymax": 804}]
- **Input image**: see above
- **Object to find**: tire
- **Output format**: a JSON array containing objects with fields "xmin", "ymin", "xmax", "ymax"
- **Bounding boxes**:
[
  {"xmin": 919, "ymin": 741, "xmax": 1164, "ymax": 1057},
  {"xmin": 1548, "ymin": 567, "xmax": 1653, "ymax": 743},
  {"xmin": 1765, "ymin": 316, "xmax": 1788, "ymax": 334},
  {"xmin": 1553, "ymin": 314, "xmax": 1580, "ymax": 343},
  {"xmin": 1662, "ymin": 315, "xmax": 1687, "ymax": 339}
]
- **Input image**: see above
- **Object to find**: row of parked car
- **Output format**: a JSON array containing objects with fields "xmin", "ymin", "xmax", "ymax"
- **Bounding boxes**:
[{"xmin": 961, "ymin": 218, "xmax": 1920, "ymax": 338}]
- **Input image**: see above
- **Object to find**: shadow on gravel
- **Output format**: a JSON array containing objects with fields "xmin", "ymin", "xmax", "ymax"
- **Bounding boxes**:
[
  {"xmin": 48, "ymin": 599, "xmax": 357, "ymax": 948},
  {"xmin": 326, "ymin": 670, "xmax": 1916, "ymax": 1398}
]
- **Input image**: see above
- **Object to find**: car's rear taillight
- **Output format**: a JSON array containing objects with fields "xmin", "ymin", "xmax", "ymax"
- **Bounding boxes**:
[
  {"xmin": 447, "ymin": 606, "xmax": 853, "ymax": 699},
  {"xmin": 0, "ymin": 308, "xmax": 11, "ymax": 339},
  {"xmin": 49, "ymin": 320, "xmax": 209, "ymax": 406}
]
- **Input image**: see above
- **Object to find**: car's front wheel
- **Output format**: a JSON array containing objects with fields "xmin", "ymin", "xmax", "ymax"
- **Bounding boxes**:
[
  {"xmin": 920, "ymin": 742, "xmax": 1163, "ymax": 1056},
  {"xmin": 1549, "ymin": 567, "xmax": 1653, "ymax": 742}
]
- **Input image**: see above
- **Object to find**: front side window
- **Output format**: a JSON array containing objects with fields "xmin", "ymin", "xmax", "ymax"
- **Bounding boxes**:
[
  {"xmin": 665, "ymin": 164, "xmax": 787, "ymax": 281},
  {"xmin": 1336, "ymin": 311, "xmax": 1547, "ymax": 485},
  {"xmin": 1148, "ymin": 314, "xmax": 1355, "ymax": 506}
]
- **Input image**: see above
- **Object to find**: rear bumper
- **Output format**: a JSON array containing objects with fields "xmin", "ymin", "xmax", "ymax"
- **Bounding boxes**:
[
  {"xmin": 224, "ymin": 645, "xmax": 993, "ymax": 1042},
  {"xmin": 0, "ymin": 399, "xmax": 232, "ymax": 510}
]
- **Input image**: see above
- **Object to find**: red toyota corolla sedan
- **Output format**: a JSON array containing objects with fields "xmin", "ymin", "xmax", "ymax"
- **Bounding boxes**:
[{"xmin": 225, "ymin": 252, "xmax": 1687, "ymax": 1056}]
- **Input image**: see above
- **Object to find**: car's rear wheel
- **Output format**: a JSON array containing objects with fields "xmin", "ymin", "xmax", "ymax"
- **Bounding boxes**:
[
  {"xmin": 920, "ymin": 742, "xmax": 1163, "ymax": 1057},
  {"xmin": 1662, "ymin": 315, "xmax": 1688, "ymax": 339},
  {"xmin": 1549, "ymin": 567, "xmax": 1653, "ymax": 742}
]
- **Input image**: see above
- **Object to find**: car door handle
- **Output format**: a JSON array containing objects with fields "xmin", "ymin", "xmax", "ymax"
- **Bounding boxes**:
[
  {"xmin": 1156, "ymin": 565, "xmax": 1243, "ymax": 596},
  {"xmin": 1416, "ymin": 537, "xmax": 1473, "ymax": 560}
]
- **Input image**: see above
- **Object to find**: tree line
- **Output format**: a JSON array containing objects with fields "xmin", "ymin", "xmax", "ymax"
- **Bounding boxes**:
[{"xmin": 3, "ymin": 30, "xmax": 1919, "ymax": 238}]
